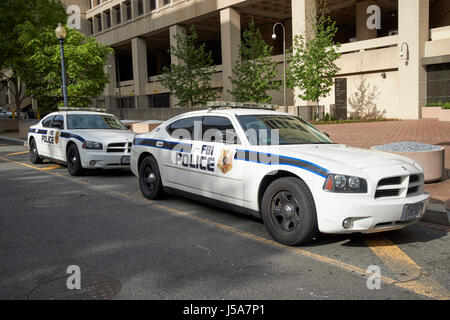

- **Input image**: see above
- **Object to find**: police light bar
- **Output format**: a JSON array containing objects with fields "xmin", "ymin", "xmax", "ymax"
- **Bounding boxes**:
[
  {"xmin": 207, "ymin": 101, "xmax": 277, "ymax": 110},
  {"xmin": 58, "ymin": 107, "xmax": 107, "ymax": 112}
]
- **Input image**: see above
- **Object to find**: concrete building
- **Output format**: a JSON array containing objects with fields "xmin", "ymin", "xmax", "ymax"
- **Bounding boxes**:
[{"xmin": 2, "ymin": 0, "xmax": 449, "ymax": 120}]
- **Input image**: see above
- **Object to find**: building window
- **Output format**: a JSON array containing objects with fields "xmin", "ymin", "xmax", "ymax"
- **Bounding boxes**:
[
  {"xmin": 96, "ymin": 0, "xmax": 101, "ymax": 6},
  {"xmin": 149, "ymin": 0, "xmax": 157, "ymax": 11},
  {"xmin": 124, "ymin": 1, "xmax": 132, "ymax": 21},
  {"xmin": 427, "ymin": 63, "xmax": 450, "ymax": 104},
  {"xmin": 162, "ymin": 0, "xmax": 171, "ymax": 6},
  {"xmin": 137, "ymin": 0, "xmax": 144, "ymax": 16},
  {"xmin": 87, "ymin": 0, "xmax": 92, "ymax": 10},
  {"xmin": 113, "ymin": 5, "xmax": 121, "ymax": 24},
  {"xmin": 95, "ymin": 14, "xmax": 102, "ymax": 32},
  {"xmin": 88, "ymin": 18, "xmax": 93, "ymax": 35},
  {"xmin": 105, "ymin": 10, "xmax": 111, "ymax": 29}
]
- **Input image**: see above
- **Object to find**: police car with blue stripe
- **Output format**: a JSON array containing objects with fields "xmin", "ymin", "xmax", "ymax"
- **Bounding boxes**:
[
  {"xmin": 28, "ymin": 108, "xmax": 135, "ymax": 176},
  {"xmin": 131, "ymin": 102, "xmax": 429, "ymax": 245}
]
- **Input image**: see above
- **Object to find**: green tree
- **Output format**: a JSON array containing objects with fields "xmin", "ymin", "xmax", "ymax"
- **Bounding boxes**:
[
  {"xmin": 21, "ymin": 26, "xmax": 113, "ymax": 114},
  {"xmin": 229, "ymin": 19, "xmax": 279, "ymax": 103},
  {"xmin": 287, "ymin": 2, "xmax": 341, "ymax": 106},
  {"xmin": 0, "ymin": 0, "xmax": 66, "ymax": 114},
  {"xmin": 160, "ymin": 25, "xmax": 219, "ymax": 108}
]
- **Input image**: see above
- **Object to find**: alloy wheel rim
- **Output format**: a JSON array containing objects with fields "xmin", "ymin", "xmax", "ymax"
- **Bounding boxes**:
[
  {"xmin": 143, "ymin": 165, "xmax": 156, "ymax": 191},
  {"xmin": 270, "ymin": 191, "xmax": 302, "ymax": 232}
]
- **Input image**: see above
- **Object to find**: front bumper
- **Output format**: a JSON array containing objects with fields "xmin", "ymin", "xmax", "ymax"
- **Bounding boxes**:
[
  {"xmin": 316, "ymin": 191, "xmax": 430, "ymax": 234},
  {"xmin": 81, "ymin": 151, "xmax": 131, "ymax": 170}
]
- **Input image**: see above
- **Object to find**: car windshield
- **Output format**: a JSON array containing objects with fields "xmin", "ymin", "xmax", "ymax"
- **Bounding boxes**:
[
  {"xmin": 67, "ymin": 114, "xmax": 127, "ymax": 130},
  {"xmin": 237, "ymin": 114, "xmax": 333, "ymax": 145}
]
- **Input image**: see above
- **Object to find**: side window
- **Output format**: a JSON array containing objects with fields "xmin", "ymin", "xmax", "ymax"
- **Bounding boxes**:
[
  {"xmin": 167, "ymin": 116, "xmax": 202, "ymax": 140},
  {"xmin": 41, "ymin": 116, "xmax": 54, "ymax": 128},
  {"xmin": 52, "ymin": 115, "xmax": 64, "ymax": 129},
  {"xmin": 202, "ymin": 116, "xmax": 239, "ymax": 144}
]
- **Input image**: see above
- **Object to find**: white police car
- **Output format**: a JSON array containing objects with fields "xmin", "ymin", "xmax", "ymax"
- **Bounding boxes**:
[
  {"xmin": 28, "ymin": 109, "xmax": 135, "ymax": 176},
  {"xmin": 131, "ymin": 102, "xmax": 429, "ymax": 245}
]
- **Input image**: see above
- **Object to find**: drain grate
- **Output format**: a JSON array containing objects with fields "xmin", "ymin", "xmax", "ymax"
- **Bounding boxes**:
[
  {"xmin": 27, "ymin": 275, "xmax": 121, "ymax": 300},
  {"xmin": 23, "ymin": 194, "xmax": 88, "ymax": 208}
]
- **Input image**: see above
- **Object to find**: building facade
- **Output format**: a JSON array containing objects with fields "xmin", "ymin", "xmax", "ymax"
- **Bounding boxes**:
[{"xmin": 2, "ymin": 0, "xmax": 449, "ymax": 120}]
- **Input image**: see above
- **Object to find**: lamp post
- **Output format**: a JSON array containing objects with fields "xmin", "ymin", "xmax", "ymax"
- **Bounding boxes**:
[
  {"xmin": 272, "ymin": 22, "xmax": 287, "ymax": 108},
  {"xmin": 55, "ymin": 23, "xmax": 68, "ymax": 108}
]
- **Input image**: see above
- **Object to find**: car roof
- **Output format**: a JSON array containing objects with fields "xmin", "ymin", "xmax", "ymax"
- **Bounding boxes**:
[
  {"xmin": 44, "ymin": 111, "xmax": 115, "ymax": 117},
  {"xmin": 170, "ymin": 108, "xmax": 288, "ymax": 120}
]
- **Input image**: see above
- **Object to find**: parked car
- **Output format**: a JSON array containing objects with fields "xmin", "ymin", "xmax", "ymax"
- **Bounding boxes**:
[
  {"xmin": 28, "ymin": 109, "xmax": 136, "ymax": 176},
  {"xmin": 131, "ymin": 102, "xmax": 429, "ymax": 246},
  {"xmin": 0, "ymin": 107, "xmax": 12, "ymax": 119}
]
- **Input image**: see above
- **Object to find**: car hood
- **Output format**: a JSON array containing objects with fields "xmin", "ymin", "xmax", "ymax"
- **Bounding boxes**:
[
  {"xmin": 67, "ymin": 129, "xmax": 136, "ymax": 143},
  {"xmin": 261, "ymin": 144, "xmax": 416, "ymax": 170}
]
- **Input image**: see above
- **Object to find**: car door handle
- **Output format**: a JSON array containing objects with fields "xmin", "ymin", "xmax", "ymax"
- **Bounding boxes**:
[{"xmin": 156, "ymin": 141, "xmax": 164, "ymax": 147}]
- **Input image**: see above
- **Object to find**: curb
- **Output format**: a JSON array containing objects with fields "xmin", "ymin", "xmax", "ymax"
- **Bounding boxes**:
[{"xmin": 422, "ymin": 202, "xmax": 450, "ymax": 226}]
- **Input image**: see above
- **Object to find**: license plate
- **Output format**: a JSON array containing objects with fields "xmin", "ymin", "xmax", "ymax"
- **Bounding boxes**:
[
  {"xmin": 400, "ymin": 202, "xmax": 424, "ymax": 222},
  {"xmin": 121, "ymin": 156, "xmax": 130, "ymax": 165}
]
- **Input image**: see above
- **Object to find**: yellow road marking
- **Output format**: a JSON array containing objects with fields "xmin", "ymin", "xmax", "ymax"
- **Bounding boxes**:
[
  {"xmin": 365, "ymin": 236, "xmax": 450, "ymax": 300},
  {"xmin": 6, "ymin": 151, "xmax": 29, "ymax": 156},
  {"xmin": 1, "ymin": 155, "xmax": 449, "ymax": 300},
  {"xmin": 0, "ymin": 156, "xmax": 60, "ymax": 171},
  {"xmin": 40, "ymin": 164, "xmax": 61, "ymax": 171}
]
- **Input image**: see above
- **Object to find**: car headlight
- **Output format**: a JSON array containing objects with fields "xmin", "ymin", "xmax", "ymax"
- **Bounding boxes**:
[
  {"xmin": 82, "ymin": 141, "xmax": 103, "ymax": 150},
  {"xmin": 323, "ymin": 174, "xmax": 367, "ymax": 193}
]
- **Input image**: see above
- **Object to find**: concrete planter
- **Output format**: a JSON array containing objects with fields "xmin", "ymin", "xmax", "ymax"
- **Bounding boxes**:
[
  {"xmin": 18, "ymin": 120, "xmax": 39, "ymax": 139},
  {"xmin": 371, "ymin": 145, "xmax": 445, "ymax": 183},
  {"xmin": 0, "ymin": 119, "xmax": 19, "ymax": 132},
  {"xmin": 422, "ymin": 107, "xmax": 450, "ymax": 121}
]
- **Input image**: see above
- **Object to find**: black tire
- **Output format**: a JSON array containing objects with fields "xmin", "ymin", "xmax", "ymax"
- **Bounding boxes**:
[
  {"xmin": 29, "ymin": 138, "xmax": 43, "ymax": 164},
  {"xmin": 67, "ymin": 144, "xmax": 84, "ymax": 176},
  {"xmin": 139, "ymin": 155, "xmax": 164, "ymax": 200},
  {"xmin": 261, "ymin": 177, "xmax": 318, "ymax": 246}
]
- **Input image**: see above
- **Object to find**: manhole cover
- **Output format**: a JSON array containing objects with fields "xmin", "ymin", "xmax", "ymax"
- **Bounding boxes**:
[
  {"xmin": 23, "ymin": 194, "xmax": 88, "ymax": 208},
  {"xmin": 27, "ymin": 275, "xmax": 121, "ymax": 300}
]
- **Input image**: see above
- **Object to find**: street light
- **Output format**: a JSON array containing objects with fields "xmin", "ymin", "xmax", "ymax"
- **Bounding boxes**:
[
  {"xmin": 272, "ymin": 22, "xmax": 287, "ymax": 108},
  {"xmin": 55, "ymin": 23, "xmax": 68, "ymax": 108}
]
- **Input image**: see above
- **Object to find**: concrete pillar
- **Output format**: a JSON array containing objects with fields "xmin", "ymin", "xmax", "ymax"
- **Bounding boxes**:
[
  {"xmin": 105, "ymin": 54, "xmax": 118, "ymax": 109},
  {"xmin": 121, "ymin": 2, "xmax": 129, "ymax": 22},
  {"xmin": 220, "ymin": 7, "xmax": 241, "ymax": 102},
  {"xmin": 169, "ymin": 24, "xmax": 186, "ymax": 107},
  {"xmin": 398, "ymin": 0, "xmax": 429, "ymax": 119},
  {"xmin": 132, "ymin": 37, "xmax": 149, "ymax": 108},
  {"xmin": 291, "ymin": 0, "xmax": 315, "ymax": 108},
  {"xmin": 356, "ymin": 0, "xmax": 378, "ymax": 41}
]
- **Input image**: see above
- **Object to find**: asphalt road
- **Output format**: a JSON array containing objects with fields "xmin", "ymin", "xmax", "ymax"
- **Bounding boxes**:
[{"xmin": 0, "ymin": 139, "xmax": 449, "ymax": 300}]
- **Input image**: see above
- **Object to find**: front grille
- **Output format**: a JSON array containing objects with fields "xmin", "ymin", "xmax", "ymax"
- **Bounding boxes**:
[
  {"xmin": 375, "ymin": 189, "xmax": 399, "ymax": 199},
  {"xmin": 375, "ymin": 174, "xmax": 423, "ymax": 199},
  {"xmin": 107, "ymin": 142, "xmax": 132, "ymax": 153},
  {"xmin": 407, "ymin": 186, "xmax": 419, "ymax": 195},
  {"xmin": 378, "ymin": 176, "xmax": 402, "ymax": 186}
]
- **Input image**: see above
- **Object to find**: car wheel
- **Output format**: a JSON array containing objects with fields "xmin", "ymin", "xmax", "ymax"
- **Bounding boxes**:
[
  {"xmin": 261, "ymin": 177, "xmax": 318, "ymax": 246},
  {"xmin": 67, "ymin": 144, "xmax": 84, "ymax": 176},
  {"xmin": 29, "ymin": 138, "xmax": 43, "ymax": 164},
  {"xmin": 139, "ymin": 155, "xmax": 164, "ymax": 200}
]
